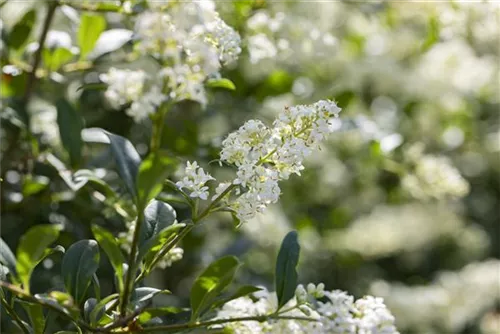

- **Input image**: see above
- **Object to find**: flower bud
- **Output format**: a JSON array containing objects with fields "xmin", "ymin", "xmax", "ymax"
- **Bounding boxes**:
[{"xmin": 295, "ymin": 284, "xmax": 307, "ymax": 304}]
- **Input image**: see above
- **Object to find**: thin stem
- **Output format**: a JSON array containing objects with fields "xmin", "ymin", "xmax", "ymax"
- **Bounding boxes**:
[
  {"xmin": 24, "ymin": 1, "xmax": 58, "ymax": 103},
  {"xmin": 0, "ymin": 297, "xmax": 30, "ymax": 334},
  {"xmin": 0, "ymin": 281, "xmax": 95, "ymax": 333},
  {"xmin": 149, "ymin": 103, "xmax": 170, "ymax": 154},
  {"xmin": 122, "ymin": 314, "xmax": 318, "ymax": 333},
  {"xmin": 119, "ymin": 212, "xmax": 144, "ymax": 316}
]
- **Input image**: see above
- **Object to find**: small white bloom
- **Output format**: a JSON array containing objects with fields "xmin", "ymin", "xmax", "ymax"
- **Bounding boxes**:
[{"xmin": 176, "ymin": 161, "xmax": 214, "ymax": 200}]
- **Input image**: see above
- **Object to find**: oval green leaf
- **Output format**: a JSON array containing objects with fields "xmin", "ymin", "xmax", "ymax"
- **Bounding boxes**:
[
  {"xmin": 78, "ymin": 13, "xmax": 106, "ymax": 59},
  {"xmin": 190, "ymin": 256, "xmax": 241, "ymax": 320},
  {"xmin": 56, "ymin": 99, "xmax": 84, "ymax": 168},
  {"xmin": 61, "ymin": 240, "xmax": 100, "ymax": 303},
  {"xmin": 91, "ymin": 225, "xmax": 125, "ymax": 293},
  {"xmin": 0, "ymin": 238, "xmax": 16, "ymax": 278},
  {"xmin": 16, "ymin": 224, "xmax": 62, "ymax": 292},
  {"xmin": 136, "ymin": 152, "xmax": 176, "ymax": 209},
  {"xmin": 275, "ymin": 231, "xmax": 300, "ymax": 311},
  {"xmin": 206, "ymin": 78, "xmax": 236, "ymax": 91}
]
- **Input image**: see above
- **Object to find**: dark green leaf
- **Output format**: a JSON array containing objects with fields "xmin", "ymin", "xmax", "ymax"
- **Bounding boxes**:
[
  {"xmin": 9, "ymin": 9, "xmax": 36, "ymax": 50},
  {"xmin": 91, "ymin": 225, "xmax": 125, "ymax": 292},
  {"xmin": 0, "ymin": 238, "xmax": 16, "ymax": 277},
  {"xmin": 139, "ymin": 200, "xmax": 177, "ymax": 248},
  {"xmin": 16, "ymin": 225, "xmax": 62, "ymax": 292},
  {"xmin": 83, "ymin": 298, "xmax": 98, "ymax": 323},
  {"xmin": 190, "ymin": 256, "xmax": 241, "ymax": 320},
  {"xmin": 56, "ymin": 99, "xmax": 84, "ymax": 168},
  {"xmin": 89, "ymin": 29, "xmax": 132, "ymax": 59},
  {"xmin": 131, "ymin": 287, "xmax": 170, "ymax": 309},
  {"xmin": 206, "ymin": 78, "xmax": 236, "ymax": 91},
  {"xmin": 136, "ymin": 152, "xmax": 176, "ymax": 208},
  {"xmin": 18, "ymin": 301, "xmax": 44, "ymax": 334},
  {"xmin": 105, "ymin": 131, "xmax": 141, "ymax": 198},
  {"xmin": 138, "ymin": 223, "xmax": 185, "ymax": 272},
  {"xmin": 275, "ymin": 231, "xmax": 300, "ymax": 311},
  {"xmin": 89, "ymin": 293, "xmax": 118, "ymax": 325},
  {"xmin": 78, "ymin": 13, "xmax": 106, "ymax": 59},
  {"xmin": 137, "ymin": 307, "xmax": 190, "ymax": 325},
  {"xmin": 61, "ymin": 240, "xmax": 100, "ymax": 303},
  {"xmin": 0, "ymin": 265, "xmax": 8, "ymax": 280},
  {"xmin": 211, "ymin": 285, "xmax": 263, "ymax": 310}
]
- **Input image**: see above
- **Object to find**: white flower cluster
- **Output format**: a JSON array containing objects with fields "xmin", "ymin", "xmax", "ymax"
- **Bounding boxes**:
[
  {"xmin": 175, "ymin": 100, "xmax": 341, "ymax": 223},
  {"xmin": 100, "ymin": 68, "xmax": 165, "ymax": 122},
  {"xmin": 402, "ymin": 154, "xmax": 470, "ymax": 200},
  {"xmin": 222, "ymin": 100, "xmax": 341, "ymax": 222},
  {"xmin": 134, "ymin": 1, "xmax": 241, "ymax": 105},
  {"xmin": 213, "ymin": 285, "xmax": 399, "ymax": 334}
]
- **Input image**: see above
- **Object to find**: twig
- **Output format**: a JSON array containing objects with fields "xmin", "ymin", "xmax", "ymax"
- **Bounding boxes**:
[
  {"xmin": 0, "ymin": 296, "xmax": 31, "ymax": 334},
  {"xmin": 122, "ymin": 314, "xmax": 318, "ymax": 333},
  {"xmin": 24, "ymin": 1, "xmax": 58, "ymax": 104}
]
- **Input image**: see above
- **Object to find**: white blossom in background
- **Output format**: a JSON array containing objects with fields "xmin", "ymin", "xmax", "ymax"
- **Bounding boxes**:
[
  {"xmin": 100, "ymin": 68, "xmax": 148, "ymax": 107},
  {"xmin": 100, "ymin": 68, "xmax": 166, "ymax": 122},
  {"xmin": 370, "ymin": 259, "xmax": 500, "ymax": 333},
  {"xmin": 133, "ymin": 1, "xmax": 241, "ymax": 104},
  {"xmin": 326, "ymin": 204, "xmax": 464, "ymax": 258},
  {"xmin": 402, "ymin": 154, "xmax": 470, "ymax": 200},
  {"xmin": 213, "ymin": 286, "xmax": 399, "ymax": 334}
]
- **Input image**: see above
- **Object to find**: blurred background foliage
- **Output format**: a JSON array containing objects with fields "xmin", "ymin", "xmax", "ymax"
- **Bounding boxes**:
[{"xmin": 1, "ymin": 1, "xmax": 499, "ymax": 333}]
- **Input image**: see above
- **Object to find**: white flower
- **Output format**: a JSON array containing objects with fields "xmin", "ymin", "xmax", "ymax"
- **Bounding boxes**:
[
  {"xmin": 100, "ymin": 68, "xmax": 166, "ymax": 122},
  {"xmin": 100, "ymin": 68, "xmax": 148, "ymax": 107},
  {"xmin": 176, "ymin": 161, "xmax": 215, "ymax": 200},
  {"xmin": 133, "ymin": 2, "xmax": 241, "ymax": 106},
  {"xmin": 354, "ymin": 296, "xmax": 398, "ymax": 334},
  {"xmin": 220, "ymin": 100, "xmax": 341, "ymax": 223}
]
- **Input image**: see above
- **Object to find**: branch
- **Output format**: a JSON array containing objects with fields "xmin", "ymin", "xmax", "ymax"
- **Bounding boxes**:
[
  {"xmin": 24, "ymin": 1, "xmax": 58, "ymax": 104},
  {"xmin": 0, "ymin": 281, "xmax": 96, "ymax": 333},
  {"xmin": 0, "ymin": 296, "xmax": 31, "ymax": 334},
  {"xmin": 122, "ymin": 314, "xmax": 318, "ymax": 333}
]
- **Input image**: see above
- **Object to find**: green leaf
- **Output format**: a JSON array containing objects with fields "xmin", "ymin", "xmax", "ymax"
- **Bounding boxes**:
[
  {"xmin": 275, "ymin": 231, "xmax": 300, "ymax": 311},
  {"xmin": 22, "ymin": 175, "xmax": 50, "ymax": 196},
  {"xmin": 138, "ymin": 223, "xmax": 185, "ymax": 271},
  {"xmin": 206, "ymin": 78, "xmax": 236, "ymax": 91},
  {"xmin": 105, "ymin": 131, "xmax": 141, "ymax": 198},
  {"xmin": 89, "ymin": 293, "xmax": 118, "ymax": 325},
  {"xmin": 210, "ymin": 285, "xmax": 263, "ymax": 310},
  {"xmin": 78, "ymin": 13, "xmax": 106, "ymax": 59},
  {"xmin": 61, "ymin": 240, "xmax": 100, "ymax": 303},
  {"xmin": 9, "ymin": 9, "xmax": 36, "ymax": 50},
  {"xmin": 43, "ymin": 47, "xmax": 74, "ymax": 72},
  {"xmin": 16, "ymin": 225, "xmax": 62, "ymax": 292},
  {"xmin": 136, "ymin": 152, "xmax": 176, "ymax": 208},
  {"xmin": 91, "ymin": 225, "xmax": 125, "ymax": 293},
  {"xmin": 56, "ymin": 99, "xmax": 84, "ymax": 168},
  {"xmin": 18, "ymin": 301, "xmax": 45, "ymax": 334},
  {"xmin": 89, "ymin": 29, "xmax": 132, "ymax": 59},
  {"xmin": 137, "ymin": 307, "xmax": 190, "ymax": 325},
  {"xmin": 0, "ymin": 238, "xmax": 16, "ymax": 278},
  {"xmin": 190, "ymin": 256, "xmax": 241, "ymax": 320},
  {"xmin": 139, "ymin": 200, "xmax": 177, "ymax": 248},
  {"xmin": 131, "ymin": 287, "xmax": 170, "ymax": 309},
  {"xmin": 83, "ymin": 298, "xmax": 98, "ymax": 323},
  {"xmin": 0, "ymin": 265, "xmax": 9, "ymax": 280}
]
